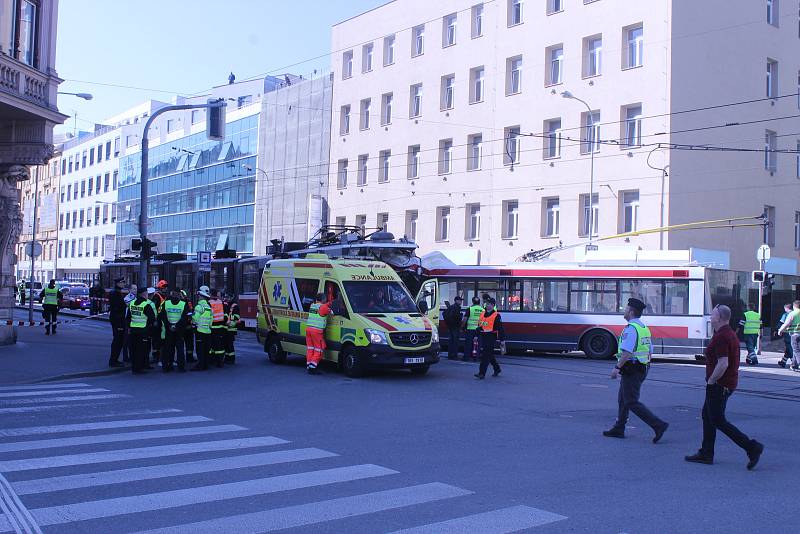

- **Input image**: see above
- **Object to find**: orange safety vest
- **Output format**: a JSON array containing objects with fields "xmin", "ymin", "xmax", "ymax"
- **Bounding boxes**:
[
  {"xmin": 478, "ymin": 311, "xmax": 499, "ymax": 333},
  {"xmin": 210, "ymin": 300, "xmax": 225, "ymax": 324}
]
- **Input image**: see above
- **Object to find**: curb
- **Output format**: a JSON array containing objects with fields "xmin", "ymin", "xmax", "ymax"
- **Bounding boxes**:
[
  {"xmin": 15, "ymin": 305, "xmax": 109, "ymax": 322},
  {"xmin": 33, "ymin": 365, "xmax": 130, "ymax": 383}
]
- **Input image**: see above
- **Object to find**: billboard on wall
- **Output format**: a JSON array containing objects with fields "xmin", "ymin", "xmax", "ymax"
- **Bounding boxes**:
[
  {"xmin": 21, "ymin": 194, "xmax": 58, "ymax": 232},
  {"xmin": 103, "ymin": 234, "xmax": 116, "ymax": 262}
]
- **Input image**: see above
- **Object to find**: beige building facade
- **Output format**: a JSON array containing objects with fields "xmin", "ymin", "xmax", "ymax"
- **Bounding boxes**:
[{"xmin": 328, "ymin": 0, "xmax": 800, "ymax": 273}]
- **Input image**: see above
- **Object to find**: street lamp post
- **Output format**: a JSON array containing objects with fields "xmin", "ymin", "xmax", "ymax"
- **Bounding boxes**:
[
  {"xmin": 242, "ymin": 164, "xmax": 270, "ymax": 247},
  {"xmin": 561, "ymin": 91, "xmax": 596, "ymax": 249},
  {"xmin": 57, "ymin": 92, "xmax": 93, "ymax": 100}
]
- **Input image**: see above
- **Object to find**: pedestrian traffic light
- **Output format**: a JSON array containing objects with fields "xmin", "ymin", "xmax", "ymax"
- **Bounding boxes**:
[
  {"xmin": 141, "ymin": 238, "xmax": 158, "ymax": 260},
  {"xmin": 131, "ymin": 238, "xmax": 142, "ymax": 251},
  {"xmin": 752, "ymin": 270, "xmax": 765, "ymax": 283},
  {"xmin": 206, "ymin": 98, "xmax": 226, "ymax": 141}
]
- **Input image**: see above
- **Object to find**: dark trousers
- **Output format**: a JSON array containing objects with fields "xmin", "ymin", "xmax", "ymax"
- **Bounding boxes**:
[
  {"xmin": 151, "ymin": 332, "xmax": 162, "ymax": 362},
  {"xmin": 195, "ymin": 332, "xmax": 210, "ymax": 369},
  {"xmin": 42, "ymin": 305, "xmax": 58, "ymax": 333},
  {"xmin": 743, "ymin": 334, "xmax": 757, "ymax": 356},
  {"xmin": 129, "ymin": 329, "xmax": 150, "ymax": 373},
  {"xmin": 184, "ymin": 328, "xmax": 195, "ymax": 361},
  {"xmin": 447, "ymin": 329, "xmax": 460, "ymax": 359},
  {"xmin": 700, "ymin": 384, "xmax": 756, "ymax": 457},
  {"xmin": 224, "ymin": 331, "xmax": 236, "ymax": 361},
  {"xmin": 478, "ymin": 333, "xmax": 501, "ymax": 376},
  {"xmin": 613, "ymin": 365, "xmax": 665, "ymax": 432},
  {"xmin": 162, "ymin": 332, "xmax": 186, "ymax": 370},
  {"xmin": 210, "ymin": 327, "xmax": 226, "ymax": 367},
  {"xmin": 123, "ymin": 327, "xmax": 132, "ymax": 362},
  {"xmin": 109, "ymin": 320, "xmax": 125, "ymax": 364},
  {"xmin": 791, "ymin": 334, "xmax": 800, "ymax": 367},
  {"xmin": 464, "ymin": 330, "xmax": 478, "ymax": 360}
]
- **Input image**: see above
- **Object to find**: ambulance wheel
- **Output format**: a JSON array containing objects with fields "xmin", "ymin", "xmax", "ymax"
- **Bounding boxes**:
[
  {"xmin": 581, "ymin": 329, "xmax": 616, "ymax": 360},
  {"xmin": 410, "ymin": 365, "xmax": 430, "ymax": 376},
  {"xmin": 266, "ymin": 336, "xmax": 286, "ymax": 364},
  {"xmin": 341, "ymin": 347, "xmax": 365, "ymax": 378}
]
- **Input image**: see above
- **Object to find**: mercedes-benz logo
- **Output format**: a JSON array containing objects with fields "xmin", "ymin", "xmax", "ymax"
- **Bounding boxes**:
[{"xmin": 409, "ymin": 334, "xmax": 419, "ymax": 345}]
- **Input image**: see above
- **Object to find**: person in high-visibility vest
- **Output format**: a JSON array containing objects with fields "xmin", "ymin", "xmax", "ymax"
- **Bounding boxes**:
[
  {"xmin": 304, "ymin": 293, "xmax": 331, "ymax": 374},
  {"xmin": 191, "ymin": 286, "xmax": 213, "ymax": 371},
  {"xmin": 224, "ymin": 301, "xmax": 241, "ymax": 364},
  {"xmin": 18, "ymin": 281, "xmax": 25, "ymax": 305},
  {"xmin": 778, "ymin": 300, "xmax": 800, "ymax": 372},
  {"xmin": 128, "ymin": 286, "xmax": 157, "ymax": 375},
  {"xmin": 738, "ymin": 304, "xmax": 761, "ymax": 365},
  {"xmin": 208, "ymin": 289, "xmax": 227, "ymax": 368},
  {"xmin": 38, "ymin": 279, "xmax": 61, "ymax": 335},
  {"xmin": 604, "ymin": 297, "xmax": 669, "ymax": 443},
  {"xmin": 777, "ymin": 303, "xmax": 794, "ymax": 368},
  {"xmin": 462, "ymin": 296, "xmax": 484, "ymax": 362},
  {"xmin": 473, "ymin": 297, "xmax": 505, "ymax": 379},
  {"xmin": 158, "ymin": 288, "xmax": 190, "ymax": 372},
  {"xmin": 180, "ymin": 290, "xmax": 196, "ymax": 363}
]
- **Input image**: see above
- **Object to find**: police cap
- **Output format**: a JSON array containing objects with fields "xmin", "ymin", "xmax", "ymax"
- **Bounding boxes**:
[{"xmin": 627, "ymin": 298, "xmax": 646, "ymax": 313}]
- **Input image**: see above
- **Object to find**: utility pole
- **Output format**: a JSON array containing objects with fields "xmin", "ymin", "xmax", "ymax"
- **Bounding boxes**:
[
  {"xmin": 27, "ymin": 167, "xmax": 39, "ymax": 323},
  {"xmin": 137, "ymin": 99, "xmax": 226, "ymax": 288},
  {"xmin": 756, "ymin": 213, "xmax": 770, "ymax": 357}
]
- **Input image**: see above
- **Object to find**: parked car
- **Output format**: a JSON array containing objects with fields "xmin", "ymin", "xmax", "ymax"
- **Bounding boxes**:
[{"xmin": 60, "ymin": 285, "xmax": 91, "ymax": 310}]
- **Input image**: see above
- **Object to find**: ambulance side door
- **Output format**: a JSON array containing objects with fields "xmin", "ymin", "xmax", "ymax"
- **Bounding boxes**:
[{"xmin": 415, "ymin": 278, "xmax": 440, "ymax": 327}]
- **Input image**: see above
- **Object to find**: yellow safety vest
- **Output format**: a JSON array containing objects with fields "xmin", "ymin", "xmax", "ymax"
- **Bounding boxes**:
[
  {"xmin": 617, "ymin": 322, "xmax": 652, "ymax": 364},
  {"xmin": 742, "ymin": 310, "xmax": 761, "ymax": 335},
  {"xmin": 306, "ymin": 302, "xmax": 327, "ymax": 330},
  {"xmin": 164, "ymin": 300, "xmax": 186, "ymax": 325},
  {"xmin": 43, "ymin": 286, "xmax": 59, "ymax": 306},
  {"xmin": 193, "ymin": 300, "xmax": 213, "ymax": 334},
  {"xmin": 129, "ymin": 300, "xmax": 149, "ymax": 329}
]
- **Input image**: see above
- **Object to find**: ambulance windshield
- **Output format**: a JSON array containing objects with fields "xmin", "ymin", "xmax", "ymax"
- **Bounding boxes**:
[{"xmin": 343, "ymin": 281, "xmax": 418, "ymax": 314}]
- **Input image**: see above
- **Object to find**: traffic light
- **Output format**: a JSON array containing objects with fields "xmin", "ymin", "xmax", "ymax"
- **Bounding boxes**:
[
  {"xmin": 206, "ymin": 99, "xmax": 226, "ymax": 141},
  {"xmin": 752, "ymin": 270, "xmax": 765, "ymax": 283},
  {"xmin": 131, "ymin": 238, "xmax": 142, "ymax": 251},
  {"xmin": 131, "ymin": 238, "xmax": 157, "ymax": 259}
]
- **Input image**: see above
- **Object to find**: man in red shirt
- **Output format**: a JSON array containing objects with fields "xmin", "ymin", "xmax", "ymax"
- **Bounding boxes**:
[{"xmin": 685, "ymin": 304, "xmax": 764, "ymax": 470}]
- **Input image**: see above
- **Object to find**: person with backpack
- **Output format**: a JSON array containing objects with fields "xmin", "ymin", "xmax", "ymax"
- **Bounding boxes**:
[{"xmin": 444, "ymin": 296, "xmax": 463, "ymax": 360}]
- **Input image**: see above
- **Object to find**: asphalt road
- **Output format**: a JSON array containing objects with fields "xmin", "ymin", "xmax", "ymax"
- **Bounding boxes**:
[{"xmin": 0, "ymin": 316, "xmax": 798, "ymax": 533}]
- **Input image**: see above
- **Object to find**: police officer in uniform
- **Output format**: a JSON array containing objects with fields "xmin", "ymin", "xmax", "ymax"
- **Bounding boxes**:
[
  {"xmin": 603, "ymin": 298, "xmax": 669, "ymax": 442},
  {"xmin": 739, "ymin": 304, "xmax": 761, "ymax": 365},
  {"xmin": 191, "ymin": 286, "xmax": 213, "ymax": 371},
  {"xmin": 128, "ymin": 286, "xmax": 157, "ymax": 375},
  {"xmin": 474, "ymin": 297, "xmax": 504, "ymax": 379},
  {"xmin": 462, "ymin": 296, "xmax": 484, "ymax": 361},
  {"xmin": 159, "ymin": 288, "xmax": 190, "ymax": 372},
  {"xmin": 181, "ymin": 290, "xmax": 196, "ymax": 363},
  {"xmin": 225, "ymin": 302, "xmax": 241, "ymax": 364},
  {"xmin": 108, "ymin": 277, "xmax": 127, "ymax": 367},
  {"xmin": 39, "ymin": 279, "xmax": 61, "ymax": 335}
]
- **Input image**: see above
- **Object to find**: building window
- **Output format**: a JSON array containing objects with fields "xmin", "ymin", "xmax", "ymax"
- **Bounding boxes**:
[
  {"xmin": 543, "ymin": 197, "xmax": 560, "ymax": 237},
  {"xmin": 73, "ymin": 182, "xmax": 78, "ymax": 199},
  {"xmin": 466, "ymin": 203, "xmax": 481, "ymax": 240},
  {"xmin": 377, "ymin": 212, "xmax": 389, "ymax": 231},
  {"xmin": 765, "ymin": 205, "xmax": 776, "ymax": 246},
  {"xmin": 102, "ymin": 205, "xmax": 108, "ymax": 224},
  {"xmin": 68, "ymin": 156, "xmax": 73, "ymax": 173},
  {"xmin": 97, "ymin": 144, "xmax": 103, "ymax": 163},
  {"xmin": 112, "ymin": 170, "xmax": 118, "ymax": 190},
  {"xmin": 443, "ymin": 13, "xmax": 457, "ymax": 47},
  {"xmin": 89, "ymin": 148, "xmax": 95, "ymax": 165},
  {"xmin": 505, "ymin": 56, "xmax": 522, "ymax": 95},
  {"xmin": 544, "ymin": 118, "xmax": 562, "ymax": 159},
  {"xmin": 59, "ymin": 213, "xmax": 64, "ymax": 230},
  {"xmin": 340, "ymin": 105, "xmax": 351, "ymax": 135},
  {"xmin": 468, "ymin": 134, "xmax": 483, "ymax": 170},
  {"xmin": 546, "ymin": 45, "xmax": 564, "ymax": 85},
  {"xmin": 582, "ymin": 111, "xmax": 601, "ymax": 154},
  {"xmin": 794, "ymin": 211, "xmax": 800, "ymax": 249},
  {"xmin": 796, "ymin": 140, "xmax": 800, "ymax": 178},
  {"xmin": 439, "ymin": 139, "xmax": 453, "ymax": 174},
  {"xmin": 765, "ymin": 130, "xmax": 778, "ymax": 171},
  {"xmin": 508, "ymin": 0, "xmax": 524, "ymax": 26},
  {"xmin": 503, "ymin": 200, "xmax": 519, "ymax": 239},
  {"xmin": 114, "ymin": 137, "xmax": 120, "ymax": 156},
  {"xmin": 547, "ymin": 0, "xmax": 563, "ymax": 14},
  {"xmin": 621, "ymin": 190, "xmax": 640, "ymax": 232},
  {"xmin": 335, "ymin": 216, "xmax": 346, "ymax": 227},
  {"xmin": 408, "ymin": 145, "xmax": 421, "ymax": 178},
  {"xmin": 337, "ymin": 159, "xmax": 349, "ymax": 189},
  {"xmin": 436, "ymin": 207, "xmax": 451, "ymax": 241},
  {"xmin": 93, "ymin": 237, "xmax": 99, "ymax": 257},
  {"xmin": 191, "ymin": 110, "xmax": 202, "ymax": 124},
  {"xmin": 356, "ymin": 214, "xmax": 367, "ymax": 230},
  {"xmin": 470, "ymin": 66, "xmax": 485, "ymax": 103},
  {"xmin": 412, "ymin": 25, "xmax": 425, "ymax": 56},
  {"xmin": 87, "ymin": 177, "xmax": 93, "ymax": 196},
  {"xmin": 342, "ymin": 50, "xmax": 353, "ymax": 79},
  {"xmin": 767, "ymin": 59, "xmax": 778, "ymax": 98},
  {"xmin": 379, "ymin": 150, "xmax": 391, "ymax": 182},
  {"xmin": 381, "ymin": 92, "xmax": 393, "ymax": 125},
  {"xmin": 82, "ymin": 150, "xmax": 87, "ymax": 168},
  {"xmin": 79, "ymin": 210, "xmax": 84, "ymax": 228},
  {"xmin": 579, "ymin": 193, "xmax": 599, "ymax": 237},
  {"xmin": 358, "ymin": 154, "xmax": 369, "ymax": 186},
  {"xmin": 409, "ymin": 83, "xmax": 423, "ymax": 117},
  {"xmin": 104, "ymin": 172, "xmax": 110, "ymax": 192},
  {"xmin": 362, "ymin": 43, "xmax": 374, "ymax": 73},
  {"xmin": 360, "ymin": 98, "xmax": 371, "ymax": 130},
  {"xmin": 583, "ymin": 35, "xmax": 602, "ymax": 77},
  {"xmin": 440, "ymin": 74, "xmax": 455, "ymax": 110},
  {"xmin": 405, "ymin": 210, "xmax": 419, "ymax": 240},
  {"xmin": 94, "ymin": 206, "xmax": 100, "ymax": 225},
  {"xmin": 767, "ymin": 0, "xmax": 779, "ymax": 26},
  {"xmin": 60, "ymin": 186, "xmax": 65, "ymax": 203},
  {"xmin": 95, "ymin": 174, "xmax": 100, "ymax": 194},
  {"xmin": 16, "ymin": 0, "xmax": 37, "ymax": 66},
  {"xmin": 58, "ymin": 241, "xmax": 62, "ymax": 258},
  {"xmin": 61, "ymin": 159, "xmax": 66, "ymax": 175},
  {"xmin": 78, "ymin": 239, "xmax": 83, "ymax": 257},
  {"xmin": 80, "ymin": 180, "xmax": 86, "ymax": 198},
  {"xmin": 623, "ymin": 105, "xmax": 643, "ymax": 147},
  {"xmin": 624, "ymin": 24, "xmax": 644, "ymax": 69},
  {"xmin": 504, "ymin": 126, "xmax": 521, "ymax": 165},
  {"xmin": 472, "ymin": 3, "xmax": 484, "ymax": 38},
  {"xmin": 86, "ymin": 207, "xmax": 92, "ymax": 226},
  {"xmin": 167, "ymin": 119, "xmax": 178, "ymax": 133},
  {"xmin": 383, "ymin": 34, "xmax": 395, "ymax": 66}
]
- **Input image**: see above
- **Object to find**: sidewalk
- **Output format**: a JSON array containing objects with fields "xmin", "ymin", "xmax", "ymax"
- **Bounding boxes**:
[{"xmin": 15, "ymin": 303, "xmax": 109, "ymax": 322}]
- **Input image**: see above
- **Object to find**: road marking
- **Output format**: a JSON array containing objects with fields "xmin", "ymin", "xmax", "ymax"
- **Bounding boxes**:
[
  {"xmin": 0, "ymin": 394, "xmax": 129, "ymax": 406},
  {"xmin": 0, "ymin": 436, "xmax": 288, "ymax": 472},
  {"xmin": 12, "ymin": 447, "xmax": 338, "ymax": 495},
  {"xmin": 22, "ymin": 464, "xmax": 397, "ymax": 528},
  {"xmin": 388, "ymin": 505, "xmax": 568, "ymax": 533},
  {"xmin": 0, "ymin": 383, "xmax": 90, "ymax": 392},
  {"xmin": 0, "ymin": 416, "xmax": 212, "ymax": 438},
  {"xmin": 0, "ymin": 388, "xmax": 108, "ymax": 399},
  {"xmin": 129, "ymin": 482, "xmax": 472, "ymax": 534},
  {"xmin": 0, "ymin": 473, "xmax": 41, "ymax": 534},
  {"xmin": 0, "ymin": 403, "xmax": 119, "ymax": 415},
  {"xmin": 0, "ymin": 424, "xmax": 245, "ymax": 454},
  {"xmin": 88, "ymin": 408, "xmax": 183, "ymax": 418}
]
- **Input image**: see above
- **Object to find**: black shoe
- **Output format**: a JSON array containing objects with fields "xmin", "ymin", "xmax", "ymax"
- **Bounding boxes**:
[
  {"xmin": 653, "ymin": 422, "xmax": 669, "ymax": 444},
  {"xmin": 492, "ymin": 369, "xmax": 501, "ymax": 377},
  {"xmin": 747, "ymin": 441, "xmax": 764, "ymax": 470},
  {"xmin": 602, "ymin": 428, "xmax": 625, "ymax": 439},
  {"xmin": 108, "ymin": 361, "xmax": 124, "ymax": 368},
  {"xmin": 791, "ymin": 365, "xmax": 800, "ymax": 373},
  {"xmin": 778, "ymin": 359, "xmax": 787, "ymax": 368},
  {"xmin": 307, "ymin": 366, "xmax": 319, "ymax": 375},
  {"xmin": 474, "ymin": 373, "xmax": 485, "ymax": 380},
  {"xmin": 685, "ymin": 452, "xmax": 714, "ymax": 465}
]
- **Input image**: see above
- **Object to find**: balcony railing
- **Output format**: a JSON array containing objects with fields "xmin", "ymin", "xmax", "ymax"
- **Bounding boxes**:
[{"xmin": 0, "ymin": 52, "xmax": 53, "ymax": 110}]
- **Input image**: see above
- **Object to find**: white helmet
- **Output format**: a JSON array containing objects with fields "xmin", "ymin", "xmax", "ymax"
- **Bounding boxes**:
[{"xmin": 198, "ymin": 285, "xmax": 211, "ymax": 298}]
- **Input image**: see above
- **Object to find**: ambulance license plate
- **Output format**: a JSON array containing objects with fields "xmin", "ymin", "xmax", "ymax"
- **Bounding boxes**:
[{"xmin": 404, "ymin": 357, "xmax": 425, "ymax": 364}]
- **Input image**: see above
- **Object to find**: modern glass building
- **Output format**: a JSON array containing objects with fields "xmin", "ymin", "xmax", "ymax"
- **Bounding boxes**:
[{"xmin": 116, "ymin": 112, "xmax": 259, "ymax": 256}]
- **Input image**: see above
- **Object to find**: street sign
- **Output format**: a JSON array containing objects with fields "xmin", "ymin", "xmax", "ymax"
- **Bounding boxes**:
[
  {"xmin": 24, "ymin": 241, "xmax": 42, "ymax": 258},
  {"xmin": 756, "ymin": 244, "xmax": 771, "ymax": 262},
  {"xmin": 197, "ymin": 251, "xmax": 212, "ymax": 272}
]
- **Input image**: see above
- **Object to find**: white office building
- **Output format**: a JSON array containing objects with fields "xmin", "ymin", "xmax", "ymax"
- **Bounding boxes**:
[{"xmin": 328, "ymin": 0, "xmax": 800, "ymax": 273}]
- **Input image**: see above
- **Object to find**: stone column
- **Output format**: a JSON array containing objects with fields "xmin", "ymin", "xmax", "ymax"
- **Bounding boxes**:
[{"xmin": 0, "ymin": 165, "xmax": 28, "ymax": 345}]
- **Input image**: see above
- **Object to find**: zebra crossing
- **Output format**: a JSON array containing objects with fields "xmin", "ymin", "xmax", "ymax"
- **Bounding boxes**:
[{"xmin": 0, "ymin": 382, "xmax": 568, "ymax": 533}]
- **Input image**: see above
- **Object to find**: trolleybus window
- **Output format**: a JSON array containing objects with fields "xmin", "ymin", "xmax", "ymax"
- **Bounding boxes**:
[
  {"xmin": 664, "ymin": 281, "xmax": 690, "ymax": 315},
  {"xmin": 241, "ymin": 261, "xmax": 261, "ymax": 294},
  {"xmin": 570, "ymin": 280, "xmax": 618, "ymax": 313},
  {"xmin": 620, "ymin": 280, "xmax": 663, "ymax": 315},
  {"xmin": 522, "ymin": 280, "xmax": 569, "ymax": 312}
]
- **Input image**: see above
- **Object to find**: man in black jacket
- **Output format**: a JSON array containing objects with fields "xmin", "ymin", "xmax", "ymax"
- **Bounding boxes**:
[
  {"xmin": 444, "ymin": 296, "xmax": 463, "ymax": 360},
  {"xmin": 108, "ymin": 278, "xmax": 127, "ymax": 367}
]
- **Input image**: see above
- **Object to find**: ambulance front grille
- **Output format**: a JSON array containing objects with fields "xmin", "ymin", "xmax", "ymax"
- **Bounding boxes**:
[{"xmin": 389, "ymin": 332, "xmax": 432, "ymax": 347}]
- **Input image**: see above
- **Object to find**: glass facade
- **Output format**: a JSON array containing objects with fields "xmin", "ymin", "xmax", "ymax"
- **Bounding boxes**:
[{"xmin": 117, "ymin": 114, "xmax": 258, "ymax": 256}]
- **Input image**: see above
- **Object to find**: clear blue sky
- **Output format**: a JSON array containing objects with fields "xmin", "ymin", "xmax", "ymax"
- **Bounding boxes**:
[{"xmin": 55, "ymin": 0, "xmax": 385, "ymax": 134}]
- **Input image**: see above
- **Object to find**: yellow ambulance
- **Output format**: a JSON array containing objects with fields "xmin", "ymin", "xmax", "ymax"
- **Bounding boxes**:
[{"xmin": 256, "ymin": 254, "xmax": 440, "ymax": 377}]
